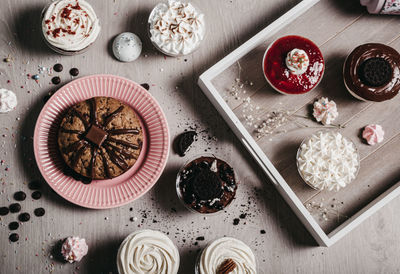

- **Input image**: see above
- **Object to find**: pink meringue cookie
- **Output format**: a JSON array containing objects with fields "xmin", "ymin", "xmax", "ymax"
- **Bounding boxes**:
[
  {"xmin": 61, "ymin": 236, "xmax": 88, "ymax": 263},
  {"xmin": 362, "ymin": 124, "xmax": 384, "ymax": 145},
  {"xmin": 312, "ymin": 97, "xmax": 338, "ymax": 125}
]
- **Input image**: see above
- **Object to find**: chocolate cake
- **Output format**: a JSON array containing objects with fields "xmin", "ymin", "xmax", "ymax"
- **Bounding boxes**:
[
  {"xmin": 343, "ymin": 43, "xmax": 400, "ymax": 102},
  {"xmin": 57, "ymin": 97, "xmax": 143, "ymax": 180},
  {"xmin": 177, "ymin": 156, "xmax": 237, "ymax": 214}
]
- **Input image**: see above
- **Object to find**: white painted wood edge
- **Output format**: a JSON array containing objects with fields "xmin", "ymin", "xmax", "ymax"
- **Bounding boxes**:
[
  {"xmin": 200, "ymin": 0, "xmax": 320, "ymax": 80},
  {"xmin": 327, "ymin": 181, "xmax": 400, "ymax": 245}
]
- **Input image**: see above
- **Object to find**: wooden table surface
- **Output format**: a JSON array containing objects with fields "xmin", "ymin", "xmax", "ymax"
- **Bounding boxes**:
[{"xmin": 1, "ymin": 0, "xmax": 400, "ymax": 273}]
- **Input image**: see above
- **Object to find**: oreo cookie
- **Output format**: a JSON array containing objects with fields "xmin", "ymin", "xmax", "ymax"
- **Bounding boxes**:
[
  {"xmin": 191, "ymin": 169, "xmax": 223, "ymax": 201},
  {"xmin": 175, "ymin": 131, "xmax": 197, "ymax": 156},
  {"xmin": 358, "ymin": 57, "xmax": 392, "ymax": 87}
]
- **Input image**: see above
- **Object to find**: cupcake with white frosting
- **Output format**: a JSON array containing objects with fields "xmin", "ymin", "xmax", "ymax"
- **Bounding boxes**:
[
  {"xmin": 117, "ymin": 229, "xmax": 180, "ymax": 274},
  {"xmin": 41, "ymin": 0, "xmax": 101, "ymax": 55},
  {"xmin": 196, "ymin": 237, "xmax": 257, "ymax": 274},
  {"xmin": 148, "ymin": 0, "xmax": 206, "ymax": 56}
]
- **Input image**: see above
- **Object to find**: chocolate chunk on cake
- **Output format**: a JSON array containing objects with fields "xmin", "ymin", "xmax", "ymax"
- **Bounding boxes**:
[
  {"xmin": 177, "ymin": 156, "xmax": 237, "ymax": 214},
  {"xmin": 57, "ymin": 97, "xmax": 143, "ymax": 180}
]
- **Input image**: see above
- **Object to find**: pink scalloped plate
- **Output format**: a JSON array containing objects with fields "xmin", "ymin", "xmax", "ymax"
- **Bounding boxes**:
[{"xmin": 33, "ymin": 75, "xmax": 169, "ymax": 209}]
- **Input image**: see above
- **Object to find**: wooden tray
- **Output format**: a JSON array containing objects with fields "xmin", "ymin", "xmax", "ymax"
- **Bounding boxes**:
[{"xmin": 198, "ymin": 0, "xmax": 400, "ymax": 246}]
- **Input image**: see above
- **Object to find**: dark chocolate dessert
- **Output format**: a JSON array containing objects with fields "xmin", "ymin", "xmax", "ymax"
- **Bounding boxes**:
[
  {"xmin": 57, "ymin": 97, "xmax": 143, "ymax": 180},
  {"xmin": 177, "ymin": 156, "xmax": 237, "ymax": 214},
  {"xmin": 343, "ymin": 43, "xmax": 400, "ymax": 102}
]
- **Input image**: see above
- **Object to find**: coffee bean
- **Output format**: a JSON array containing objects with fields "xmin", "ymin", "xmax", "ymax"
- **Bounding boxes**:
[
  {"xmin": 9, "ymin": 233, "xmax": 19, "ymax": 242},
  {"xmin": 14, "ymin": 191, "xmax": 26, "ymax": 201},
  {"xmin": 53, "ymin": 63, "xmax": 63, "ymax": 72},
  {"xmin": 31, "ymin": 191, "xmax": 42, "ymax": 200},
  {"xmin": 34, "ymin": 208, "xmax": 45, "ymax": 217},
  {"xmin": 69, "ymin": 68, "xmax": 79, "ymax": 76},
  {"xmin": 9, "ymin": 222, "xmax": 19, "ymax": 230},
  {"xmin": 9, "ymin": 203, "xmax": 21, "ymax": 213},
  {"xmin": 28, "ymin": 180, "xmax": 41, "ymax": 190},
  {"xmin": 0, "ymin": 207, "xmax": 9, "ymax": 216},
  {"xmin": 18, "ymin": 212, "xmax": 30, "ymax": 222},
  {"xmin": 51, "ymin": 76, "xmax": 61, "ymax": 85}
]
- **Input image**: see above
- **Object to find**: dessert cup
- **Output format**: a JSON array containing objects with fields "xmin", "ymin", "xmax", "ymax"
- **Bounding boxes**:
[
  {"xmin": 41, "ymin": 0, "xmax": 101, "ymax": 55},
  {"xmin": 296, "ymin": 130, "xmax": 360, "ymax": 191},
  {"xmin": 262, "ymin": 35, "xmax": 324, "ymax": 95},
  {"xmin": 117, "ymin": 229, "xmax": 180, "ymax": 274},
  {"xmin": 148, "ymin": 1, "xmax": 206, "ymax": 57},
  {"xmin": 176, "ymin": 155, "xmax": 238, "ymax": 215},
  {"xmin": 195, "ymin": 237, "xmax": 257, "ymax": 274}
]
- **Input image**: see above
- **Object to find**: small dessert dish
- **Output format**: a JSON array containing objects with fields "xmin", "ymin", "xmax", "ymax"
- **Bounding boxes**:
[
  {"xmin": 148, "ymin": 0, "xmax": 206, "ymax": 56},
  {"xmin": 112, "ymin": 32, "xmax": 142, "ymax": 62},
  {"xmin": 0, "ymin": 88, "xmax": 17, "ymax": 113},
  {"xmin": 57, "ymin": 97, "xmax": 143, "ymax": 180},
  {"xmin": 41, "ymin": 0, "xmax": 101, "ymax": 55},
  {"xmin": 195, "ymin": 237, "xmax": 257, "ymax": 274},
  {"xmin": 362, "ymin": 124, "xmax": 384, "ymax": 145},
  {"xmin": 176, "ymin": 156, "xmax": 237, "ymax": 214},
  {"xmin": 296, "ymin": 131, "xmax": 359, "ymax": 191},
  {"xmin": 61, "ymin": 236, "xmax": 88, "ymax": 263},
  {"xmin": 263, "ymin": 35, "xmax": 324, "ymax": 94},
  {"xmin": 117, "ymin": 229, "xmax": 180, "ymax": 274},
  {"xmin": 343, "ymin": 43, "xmax": 400, "ymax": 102},
  {"xmin": 312, "ymin": 97, "xmax": 338, "ymax": 125}
]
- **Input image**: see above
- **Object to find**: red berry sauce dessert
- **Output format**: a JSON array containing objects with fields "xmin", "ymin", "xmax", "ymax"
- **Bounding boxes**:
[{"xmin": 263, "ymin": 35, "xmax": 324, "ymax": 94}]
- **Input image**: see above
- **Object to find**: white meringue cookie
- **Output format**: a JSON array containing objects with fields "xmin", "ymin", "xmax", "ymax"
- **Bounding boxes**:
[
  {"xmin": 112, "ymin": 32, "xmax": 142, "ymax": 62},
  {"xmin": 0, "ymin": 88, "xmax": 17, "ymax": 113}
]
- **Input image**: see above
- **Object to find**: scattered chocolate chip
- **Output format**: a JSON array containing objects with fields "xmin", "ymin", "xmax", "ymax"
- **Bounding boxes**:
[
  {"xmin": 53, "ymin": 63, "xmax": 63, "ymax": 72},
  {"xmin": 260, "ymin": 229, "xmax": 266, "ymax": 234},
  {"xmin": 9, "ymin": 233, "xmax": 19, "ymax": 242},
  {"xmin": 34, "ymin": 208, "xmax": 45, "ymax": 217},
  {"xmin": 0, "ymin": 207, "xmax": 9, "ymax": 216},
  {"xmin": 140, "ymin": 83, "xmax": 150, "ymax": 90},
  {"xmin": 70, "ymin": 68, "xmax": 79, "ymax": 76},
  {"xmin": 14, "ymin": 191, "xmax": 26, "ymax": 201},
  {"xmin": 18, "ymin": 212, "xmax": 30, "ymax": 222},
  {"xmin": 175, "ymin": 131, "xmax": 197, "ymax": 156},
  {"xmin": 9, "ymin": 203, "xmax": 21, "ymax": 213},
  {"xmin": 196, "ymin": 236, "xmax": 205, "ymax": 241},
  {"xmin": 28, "ymin": 180, "xmax": 41, "ymax": 190},
  {"xmin": 51, "ymin": 76, "xmax": 61, "ymax": 85},
  {"xmin": 239, "ymin": 213, "xmax": 247, "ymax": 219},
  {"xmin": 129, "ymin": 208, "xmax": 133, "ymax": 211},
  {"xmin": 233, "ymin": 218, "xmax": 240, "ymax": 225},
  {"xmin": 129, "ymin": 217, "xmax": 135, "ymax": 222},
  {"xmin": 31, "ymin": 191, "xmax": 42, "ymax": 200},
  {"xmin": 9, "ymin": 222, "xmax": 19, "ymax": 230}
]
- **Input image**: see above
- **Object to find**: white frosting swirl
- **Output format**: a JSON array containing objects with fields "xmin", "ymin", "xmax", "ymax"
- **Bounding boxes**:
[
  {"xmin": 0, "ymin": 88, "xmax": 17, "ymax": 113},
  {"xmin": 312, "ymin": 97, "xmax": 338, "ymax": 125},
  {"xmin": 297, "ymin": 131, "xmax": 359, "ymax": 191},
  {"xmin": 148, "ymin": 0, "xmax": 205, "ymax": 56},
  {"xmin": 198, "ymin": 237, "xmax": 256, "ymax": 274},
  {"xmin": 286, "ymin": 48, "xmax": 309, "ymax": 75},
  {"xmin": 42, "ymin": 0, "xmax": 100, "ymax": 51},
  {"xmin": 117, "ymin": 230, "xmax": 179, "ymax": 274}
]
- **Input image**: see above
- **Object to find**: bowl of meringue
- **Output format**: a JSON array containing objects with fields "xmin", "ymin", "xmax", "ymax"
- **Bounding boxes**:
[{"xmin": 296, "ymin": 131, "xmax": 360, "ymax": 191}]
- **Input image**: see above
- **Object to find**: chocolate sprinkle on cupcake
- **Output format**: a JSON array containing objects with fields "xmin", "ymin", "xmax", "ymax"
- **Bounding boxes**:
[
  {"xmin": 9, "ymin": 222, "xmax": 19, "ymax": 231},
  {"xmin": 9, "ymin": 233, "xmax": 19, "ymax": 242},
  {"xmin": 34, "ymin": 208, "xmax": 45, "ymax": 217},
  {"xmin": 19, "ymin": 212, "xmax": 30, "ymax": 222},
  {"xmin": 0, "ymin": 207, "xmax": 9, "ymax": 216},
  {"xmin": 9, "ymin": 203, "xmax": 21, "ymax": 213},
  {"xmin": 14, "ymin": 191, "xmax": 26, "ymax": 201},
  {"xmin": 31, "ymin": 191, "xmax": 42, "ymax": 200}
]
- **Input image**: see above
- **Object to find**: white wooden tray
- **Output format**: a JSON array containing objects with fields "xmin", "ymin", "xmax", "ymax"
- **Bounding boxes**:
[{"xmin": 198, "ymin": 0, "xmax": 400, "ymax": 246}]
